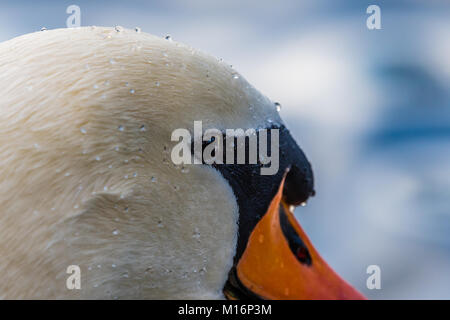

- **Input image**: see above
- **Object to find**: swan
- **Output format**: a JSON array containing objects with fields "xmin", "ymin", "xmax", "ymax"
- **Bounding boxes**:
[{"xmin": 0, "ymin": 27, "xmax": 364, "ymax": 299}]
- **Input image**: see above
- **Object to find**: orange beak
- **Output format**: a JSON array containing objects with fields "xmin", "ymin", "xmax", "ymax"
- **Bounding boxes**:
[{"xmin": 231, "ymin": 173, "xmax": 366, "ymax": 300}]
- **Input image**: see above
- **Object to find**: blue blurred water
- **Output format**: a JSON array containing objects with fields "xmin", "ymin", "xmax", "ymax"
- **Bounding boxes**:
[{"xmin": 0, "ymin": 0, "xmax": 448, "ymax": 299}]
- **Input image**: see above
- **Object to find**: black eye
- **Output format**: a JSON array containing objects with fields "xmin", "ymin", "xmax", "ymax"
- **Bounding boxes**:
[{"xmin": 279, "ymin": 206, "xmax": 312, "ymax": 265}]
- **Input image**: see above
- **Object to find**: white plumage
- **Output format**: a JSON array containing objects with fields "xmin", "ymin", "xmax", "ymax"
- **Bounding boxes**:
[{"xmin": 0, "ymin": 27, "xmax": 281, "ymax": 298}]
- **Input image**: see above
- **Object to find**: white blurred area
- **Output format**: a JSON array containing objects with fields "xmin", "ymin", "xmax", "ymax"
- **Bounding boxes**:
[{"xmin": 0, "ymin": 0, "xmax": 449, "ymax": 299}]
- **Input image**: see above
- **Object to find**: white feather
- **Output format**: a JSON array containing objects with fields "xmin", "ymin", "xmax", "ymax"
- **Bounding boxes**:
[{"xmin": 0, "ymin": 27, "xmax": 281, "ymax": 299}]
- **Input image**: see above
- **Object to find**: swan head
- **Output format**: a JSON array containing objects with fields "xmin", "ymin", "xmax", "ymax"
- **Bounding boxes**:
[{"xmin": 0, "ymin": 27, "xmax": 364, "ymax": 299}]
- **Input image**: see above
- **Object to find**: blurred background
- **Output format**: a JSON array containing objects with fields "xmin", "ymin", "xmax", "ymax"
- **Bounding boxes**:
[{"xmin": 1, "ymin": 0, "xmax": 449, "ymax": 299}]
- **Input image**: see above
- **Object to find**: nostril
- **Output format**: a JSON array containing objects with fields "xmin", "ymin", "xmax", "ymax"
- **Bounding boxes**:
[{"xmin": 283, "ymin": 165, "xmax": 314, "ymax": 206}]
